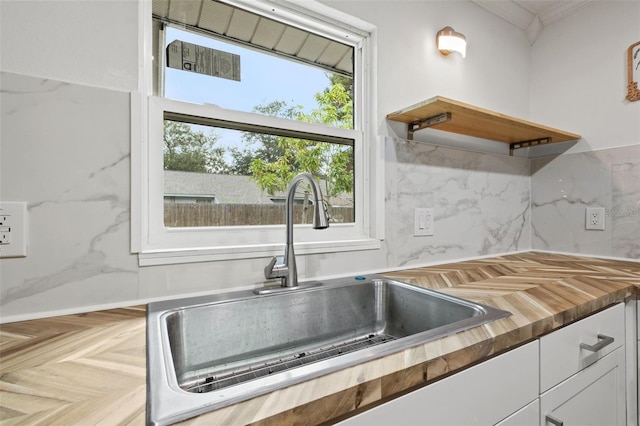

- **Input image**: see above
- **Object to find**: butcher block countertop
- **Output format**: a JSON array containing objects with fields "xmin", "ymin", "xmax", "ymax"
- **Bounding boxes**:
[{"xmin": 1, "ymin": 252, "xmax": 639, "ymax": 425}]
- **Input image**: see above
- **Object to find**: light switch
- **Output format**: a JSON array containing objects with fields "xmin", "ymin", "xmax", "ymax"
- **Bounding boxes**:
[
  {"xmin": 0, "ymin": 202, "xmax": 28, "ymax": 258},
  {"xmin": 414, "ymin": 208, "xmax": 434, "ymax": 236}
]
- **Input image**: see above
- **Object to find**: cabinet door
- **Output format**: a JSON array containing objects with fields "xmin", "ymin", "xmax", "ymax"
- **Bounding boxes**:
[
  {"xmin": 496, "ymin": 399, "xmax": 539, "ymax": 426},
  {"xmin": 339, "ymin": 341, "xmax": 539, "ymax": 426},
  {"xmin": 540, "ymin": 347, "xmax": 625, "ymax": 426}
]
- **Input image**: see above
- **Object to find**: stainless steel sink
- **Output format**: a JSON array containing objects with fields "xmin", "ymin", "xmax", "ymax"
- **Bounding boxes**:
[{"xmin": 146, "ymin": 275, "xmax": 510, "ymax": 425}]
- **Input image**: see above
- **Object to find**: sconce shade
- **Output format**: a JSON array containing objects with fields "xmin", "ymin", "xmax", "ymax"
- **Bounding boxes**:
[{"xmin": 437, "ymin": 26, "xmax": 467, "ymax": 58}]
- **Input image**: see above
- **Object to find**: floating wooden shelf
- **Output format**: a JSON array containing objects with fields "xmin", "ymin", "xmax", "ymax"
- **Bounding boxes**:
[{"xmin": 386, "ymin": 96, "xmax": 581, "ymax": 155}]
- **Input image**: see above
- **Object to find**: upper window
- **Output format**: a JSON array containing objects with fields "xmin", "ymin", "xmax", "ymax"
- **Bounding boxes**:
[
  {"xmin": 158, "ymin": 23, "xmax": 354, "ymax": 129},
  {"xmin": 135, "ymin": 0, "xmax": 380, "ymax": 264}
]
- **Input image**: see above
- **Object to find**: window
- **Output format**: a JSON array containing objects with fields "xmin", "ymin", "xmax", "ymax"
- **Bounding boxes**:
[
  {"xmin": 161, "ymin": 116, "xmax": 355, "ymax": 227},
  {"xmin": 133, "ymin": 0, "xmax": 381, "ymax": 265}
]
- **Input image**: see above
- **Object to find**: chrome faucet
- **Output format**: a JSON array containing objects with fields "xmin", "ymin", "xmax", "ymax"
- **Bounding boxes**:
[{"xmin": 264, "ymin": 173, "xmax": 329, "ymax": 288}]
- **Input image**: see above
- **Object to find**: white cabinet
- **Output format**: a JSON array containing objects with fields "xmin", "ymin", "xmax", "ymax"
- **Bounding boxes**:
[
  {"xmin": 496, "ymin": 400, "xmax": 539, "ymax": 426},
  {"xmin": 339, "ymin": 341, "xmax": 539, "ymax": 426},
  {"xmin": 540, "ymin": 347, "xmax": 626, "ymax": 426},
  {"xmin": 339, "ymin": 303, "xmax": 629, "ymax": 426},
  {"xmin": 539, "ymin": 303, "xmax": 624, "ymax": 392},
  {"xmin": 539, "ymin": 303, "xmax": 626, "ymax": 426},
  {"xmin": 626, "ymin": 298, "xmax": 639, "ymax": 426}
]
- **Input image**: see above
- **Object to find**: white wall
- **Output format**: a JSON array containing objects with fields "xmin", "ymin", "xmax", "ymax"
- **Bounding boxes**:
[
  {"xmin": 0, "ymin": 0, "xmax": 139, "ymax": 92},
  {"xmin": 529, "ymin": 0, "xmax": 640, "ymax": 154},
  {"xmin": 322, "ymin": 0, "xmax": 531, "ymax": 117},
  {"xmin": 322, "ymin": 0, "xmax": 532, "ymax": 154},
  {"xmin": 1, "ymin": 0, "xmax": 635, "ymax": 321},
  {"xmin": 529, "ymin": 1, "xmax": 640, "ymax": 259}
]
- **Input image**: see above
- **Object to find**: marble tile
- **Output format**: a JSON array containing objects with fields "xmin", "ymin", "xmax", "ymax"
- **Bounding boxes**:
[
  {"xmin": 0, "ymin": 72, "xmax": 139, "ymax": 319},
  {"xmin": 610, "ymin": 149, "xmax": 640, "ymax": 258},
  {"xmin": 531, "ymin": 145, "xmax": 640, "ymax": 259},
  {"xmin": 385, "ymin": 138, "xmax": 531, "ymax": 267},
  {"xmin": 138, "ymin": 256, "xmax": 269, "ymax": 300}
]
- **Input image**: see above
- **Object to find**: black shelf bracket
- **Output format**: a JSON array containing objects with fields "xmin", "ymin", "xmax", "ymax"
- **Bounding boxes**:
[
  {"xmin": 509, "ymin": 137, "xmax": 552, "ymax": 156},
  {"xmin": 408, "ymin": 112, "xmax": 451, "ymax": 140}
]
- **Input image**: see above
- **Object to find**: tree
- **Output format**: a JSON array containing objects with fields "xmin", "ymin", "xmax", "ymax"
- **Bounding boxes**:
[
  {"xmin": 241, "ymin": 74, "xmax": 354, "ymax": 198},
  {"xmin": 306, "ymin": 75, "xmax": 354, "ymax": 196},
  {"xmin": 163, "ymin": 120, "xmax": 228, "ymax": 173},
  {"xmin": 306, "ymin": 74, "xmax": 353, "ymax": 129},
  {"xmin": 228, "ymin": 101, "xmax": 294, "ymax": 175},
  {"xmin": 249, "ymin": 136, "xmax": 327, "ymax": 196}
]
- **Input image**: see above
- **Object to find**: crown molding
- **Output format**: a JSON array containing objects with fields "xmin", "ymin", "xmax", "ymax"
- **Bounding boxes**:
[{"xmin": 471, "ymin": 0, "xmax": 594, "ymax": 44}]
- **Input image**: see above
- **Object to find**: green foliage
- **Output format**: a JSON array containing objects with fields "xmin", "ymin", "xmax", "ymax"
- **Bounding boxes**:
[
  {"xmin": 163, "ymin": 73, "xmax": 355, "ymax": 202},
  {"xmin": 245, "ymin": 74, "xmax": 355, "ymax": 198},
  {"xmin": 308, "ymin": 78, "xmax": 353, "ymax": 129},
  {"xmin": 228, "ymin": 100, "xmax": 296, "ymax": 175},
  {"xmin": 163, "ymin": 121, "xmax": 228, "ymax": 173},
  {"xmin": 249, "ymin": 135, "xmax": 329, "ymax": 196},
  {"xmin": 327, "ymin": 148, "xmax": 353, "ymax": 195}
]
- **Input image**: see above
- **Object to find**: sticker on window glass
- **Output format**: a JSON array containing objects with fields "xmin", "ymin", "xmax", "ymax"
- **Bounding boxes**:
[{"xmin": 167, "ymin": 40, "xmax": 241, "ymax": 81}]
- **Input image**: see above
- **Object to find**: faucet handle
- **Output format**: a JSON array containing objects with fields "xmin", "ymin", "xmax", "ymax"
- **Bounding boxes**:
[{"xmin": 264, "ymin": 255, "xmax": 288, "ymax": 279}]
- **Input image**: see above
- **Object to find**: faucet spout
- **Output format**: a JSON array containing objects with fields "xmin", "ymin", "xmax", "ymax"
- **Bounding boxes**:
[{"xmin": 264, "ymin": 173, "xmax": 329, "ymax": 288}]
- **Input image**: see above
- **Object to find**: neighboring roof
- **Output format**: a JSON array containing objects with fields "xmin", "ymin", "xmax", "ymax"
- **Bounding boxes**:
[
  {"xmin": 164, "ymin": 170, "xmax": 273, "ymax": 204},
  {"xmin": 164, "ymin": 170, "xmax": 353, "ymax": 206}
]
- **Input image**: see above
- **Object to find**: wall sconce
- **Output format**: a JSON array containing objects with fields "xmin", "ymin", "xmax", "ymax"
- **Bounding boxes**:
[{"xmin": 436, "ymin": 26, "xmax": 467, "ymax": 58}]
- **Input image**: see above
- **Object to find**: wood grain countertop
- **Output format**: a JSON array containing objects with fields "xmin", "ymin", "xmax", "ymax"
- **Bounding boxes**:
[{"xmin": 1, "ymin": 252, "xmax": 639, "ymax": 425}]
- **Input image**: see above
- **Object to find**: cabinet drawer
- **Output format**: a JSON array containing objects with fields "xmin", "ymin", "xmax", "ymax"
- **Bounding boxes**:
[
  {"xmin": 339, "ymin": 341, "xmax": 539, "ymax": 426},
  {"xmin": 540, "ymin": 303, "xmax": 624, "ymax": 392}
]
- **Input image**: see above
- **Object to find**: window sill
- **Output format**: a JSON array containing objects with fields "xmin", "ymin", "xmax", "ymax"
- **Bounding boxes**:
[{"xmin": 138, "ymin": 238, "xmax": 382, "ymax": 266}]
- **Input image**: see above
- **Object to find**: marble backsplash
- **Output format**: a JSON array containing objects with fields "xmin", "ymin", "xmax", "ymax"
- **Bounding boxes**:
[
  {"xmin": 531, "ymin": 145, "xmax": 640, "ymax": 259},
  {"xmin": 383, "ymin": 138, "xmax": 531, "ymax": 267},
  {"xmin": 0, "ymin": 73, "xmax": 140, "ymax": 319},
  {"xmin": 0, "ymin": 71, "xmax": 636, "ymax": 321}
]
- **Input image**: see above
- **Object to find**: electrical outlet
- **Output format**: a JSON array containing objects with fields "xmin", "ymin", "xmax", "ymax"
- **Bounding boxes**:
[
  {"xmin": 0, "ymin": 227, "xmax": 10, "ymax": 244},
  {"xmin": 414, "ymin": 208, "xmax": 434, "ymax": 236},
  {"xmin": 585, "ymin": 207, "xmax": 605, "ymax": 231},
  {"xmin": 0, "ymin": 202, "xmax": 28, "ymax": 258}
]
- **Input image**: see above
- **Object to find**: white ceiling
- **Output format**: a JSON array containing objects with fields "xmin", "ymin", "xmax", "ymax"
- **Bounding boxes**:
[{"xmin": 470, "ymin": 0, "xmax": 593, "ymax": 44}]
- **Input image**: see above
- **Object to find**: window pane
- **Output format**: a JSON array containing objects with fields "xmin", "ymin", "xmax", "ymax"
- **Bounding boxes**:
[
  {"xmin": 162, "ymin": 25, "xmax": 354, "ymax": 129},
  {"xmin": 163, "ymin": 120, "xmax": 354, "ymax": 227}
]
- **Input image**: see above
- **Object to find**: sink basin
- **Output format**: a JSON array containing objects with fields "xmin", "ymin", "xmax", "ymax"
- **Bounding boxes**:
[{"xmin": 147, "ymin": 275, "xmax": 510, "ymax": 425}]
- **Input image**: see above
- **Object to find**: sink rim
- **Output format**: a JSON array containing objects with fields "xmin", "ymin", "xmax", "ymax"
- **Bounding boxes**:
[{"xmin": 146, "ymin": 275, "xmax": 511, "ymax": 425}]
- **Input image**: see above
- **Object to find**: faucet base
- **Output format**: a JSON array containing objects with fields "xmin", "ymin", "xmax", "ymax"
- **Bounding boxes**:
[{"xmin": 253, "ymin": 281, "xmax": 324, "ymax": 295}]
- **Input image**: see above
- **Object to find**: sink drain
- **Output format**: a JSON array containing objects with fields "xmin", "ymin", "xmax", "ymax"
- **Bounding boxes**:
[{"xmin": 185, "ymin": 333, "xmax": 396, "ymax": 393}]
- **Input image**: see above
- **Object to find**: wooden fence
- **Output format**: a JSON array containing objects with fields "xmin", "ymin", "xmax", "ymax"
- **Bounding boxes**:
[{"xmin": 164, "ymin": 203, "xmax": 354, "ymax": 227}]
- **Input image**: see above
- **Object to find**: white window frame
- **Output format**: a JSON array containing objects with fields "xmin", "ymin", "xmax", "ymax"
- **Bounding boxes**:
[{"xmin": 132, "ymin": 0, "xmax": 383, "ymax": 266}]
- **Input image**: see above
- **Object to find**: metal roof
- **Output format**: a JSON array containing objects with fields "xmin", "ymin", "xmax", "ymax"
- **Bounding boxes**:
[{"xmin": 152, "ymin": 0, "xmax": 354, "ymax": 76}]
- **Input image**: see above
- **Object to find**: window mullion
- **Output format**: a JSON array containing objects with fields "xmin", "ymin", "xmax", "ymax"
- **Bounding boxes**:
[
  {"xmin": 164, "ymin": 111, "xmax": 355, "ymax": 147},
  {"xmin": 156, "ymin": 97, "xmax": 358, "ymax": 144}
]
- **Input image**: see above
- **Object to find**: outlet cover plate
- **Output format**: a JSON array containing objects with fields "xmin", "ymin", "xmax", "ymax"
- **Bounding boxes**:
[
  {"xmin": 0, "ymin": 202, "xmax": 28, "ymax": 258},
  {"xmin": 585, "ymin": 207, "xmax": 605, "ymax": 231},
  {"xmin": 414, "ymin": 208, "xmax": 434, "ymax": 236}
]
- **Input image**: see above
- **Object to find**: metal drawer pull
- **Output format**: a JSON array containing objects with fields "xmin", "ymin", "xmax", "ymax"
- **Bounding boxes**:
[
  {"xmin": 546, "ymin": 415, "xmax": 564, "ymax": 426},
  {"xmin": 580, "ymin": 334, "xmax": 614, "ymax": 352}
]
